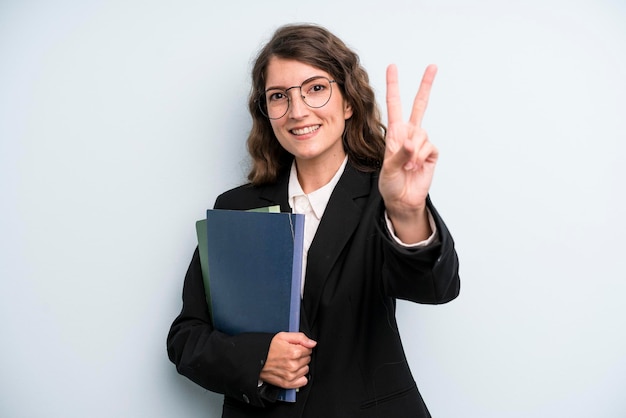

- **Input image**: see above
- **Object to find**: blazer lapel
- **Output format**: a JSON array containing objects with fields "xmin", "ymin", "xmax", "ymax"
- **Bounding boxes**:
[
  {"xmin": 302, "ymin": 164, "xmax": 373, "ymax": 328},
  {"xmin": 258, "ymin": 170, "xmax": 291, "ymax": 213}
]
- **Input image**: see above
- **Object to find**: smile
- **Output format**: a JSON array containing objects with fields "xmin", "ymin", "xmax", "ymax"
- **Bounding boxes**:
[{"xmin": 290, "ymin": 125, "xmax": 320, "ymax": 136}]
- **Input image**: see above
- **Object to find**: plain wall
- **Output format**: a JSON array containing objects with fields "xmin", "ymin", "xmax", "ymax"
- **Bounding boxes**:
[{"xmin": 1, "ymin": 0, "xmax": 625, "ymax": 416}]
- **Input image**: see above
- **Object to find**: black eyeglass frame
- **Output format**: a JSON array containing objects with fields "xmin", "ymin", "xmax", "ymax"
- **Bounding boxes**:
[{"xmin": 257, "ymin": 76, "xmax": 337, "ymax": 120}]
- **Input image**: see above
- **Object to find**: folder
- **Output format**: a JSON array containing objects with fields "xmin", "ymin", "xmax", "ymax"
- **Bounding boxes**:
[
  {"xmin": 195, "ymin": 206, "xmax": 304, "ymax": 402},
  {"xmin": 195, "ymin": 206, "xmax": 281, "ymax": 314}
]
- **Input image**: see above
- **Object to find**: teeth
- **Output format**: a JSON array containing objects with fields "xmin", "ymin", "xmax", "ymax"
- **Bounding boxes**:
[{"xmin": 291, "ymin": 125, "xmax": 320, "ymax": 135}]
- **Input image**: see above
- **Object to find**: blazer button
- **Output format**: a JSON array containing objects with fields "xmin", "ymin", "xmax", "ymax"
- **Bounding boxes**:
[{"xmin": 242, "ymin": 394, "xmax": 250, "ymax": 404}]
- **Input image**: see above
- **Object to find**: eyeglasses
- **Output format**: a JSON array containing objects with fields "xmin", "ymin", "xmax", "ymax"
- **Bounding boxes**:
[{"xmin": 258, "ymin": 76, "xmax": 336, "ymax": 120}]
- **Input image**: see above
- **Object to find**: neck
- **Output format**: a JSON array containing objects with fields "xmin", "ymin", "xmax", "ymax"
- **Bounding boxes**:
[{"xmin": 295, "ymin": 153, "xmax": 346, "ymax": 194}]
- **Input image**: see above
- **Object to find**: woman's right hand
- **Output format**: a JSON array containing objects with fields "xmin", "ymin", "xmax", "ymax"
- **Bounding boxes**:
[{"xmin": 259, "ymin": 332, "xmax": 317, "ymax": 389}]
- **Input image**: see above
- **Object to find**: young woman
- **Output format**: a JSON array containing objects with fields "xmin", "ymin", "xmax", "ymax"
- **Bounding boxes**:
[{"xmin": 167, "ymin": 23, "xmax": 460, "ymax": 418}]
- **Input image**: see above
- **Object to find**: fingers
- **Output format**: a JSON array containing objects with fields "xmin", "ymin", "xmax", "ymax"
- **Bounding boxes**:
[
  {"xmin": 260, "ymin": 332, "xmax": 316, "ymax": 389},
  {"xmin": 284, "ymin": 332, "xmax": 317, "ymax": 348},
  {"xmin": 411, "ymin": 138, "xmax": 439, "ymax": 170},
  {"xmin": 385, "ymin": 128, "xmax": 437, "ymax": 171},
  {"xmin": 261, "ymin": 363, "xmax": 311, "ymax": 389},
  {"xmin": 386, "ymin": 64, "xmax": 402, "ymax": 125},
  {"xmin": 280, "ymin": 357, "xmax": 312, "ymax": 388},
  {"xmin": 387, "ymin": 64, "xmax": 437, "ymax": 128},
  {"xmin": 277, "ymin": 365, "xmax": 310, "ymax": 389},
  {"xmin": 384, "ymin": 64, "xmax": 438, "ymax": 171},
  {"xmin": 271, "ymin": 332, "xmax": 316, "ymax": 355},
  {"xmin": 409, "ymin": 64, "xmax": 437, "ymax": 127}
]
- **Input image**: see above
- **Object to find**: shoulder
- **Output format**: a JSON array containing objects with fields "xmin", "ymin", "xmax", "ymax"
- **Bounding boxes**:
[
  {"xmin": 213, "ymin": 183, "xmax": 260, "ymax": 210},
  {"xmin": 214, "ymin": 166, "xmax": 291, "ymax": 210},
  {"xmin": 213, "ymin": 172, "xmax": 290, "ymax": 211}
]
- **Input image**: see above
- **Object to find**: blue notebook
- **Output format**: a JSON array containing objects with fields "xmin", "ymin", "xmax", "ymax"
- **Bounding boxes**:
[{"xmin": 197, "ymin": 208, "xmax": 304, "ymax": 402}]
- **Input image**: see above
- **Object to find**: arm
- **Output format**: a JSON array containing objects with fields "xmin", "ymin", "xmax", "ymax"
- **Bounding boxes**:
[
  {"xmin": 168, "ymin": 244, "xmax": 315, "ymax": 405},
  {"xmin": 379, "ymin": 197, "xmax": 460, "ymax": 304},
  {"xmin": 377, "ymin": 64, "xmax": 459, "ymax": 303},
  {"xmin": 166, "ymin": 248, "xmax": 276, "ymax": 406}
]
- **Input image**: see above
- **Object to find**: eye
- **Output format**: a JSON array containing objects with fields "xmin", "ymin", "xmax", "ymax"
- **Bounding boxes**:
[
  {"xmin": 304, "ymin": 78, "xmax": 330, "ymax": 96},
  {"xmin": 266, "ymin": 90, "xmax": 287, "ymax": 102}
]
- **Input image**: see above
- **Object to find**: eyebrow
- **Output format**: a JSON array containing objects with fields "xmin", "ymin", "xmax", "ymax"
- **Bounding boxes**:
[{"xmin": 264, "ymin": 75, "xmax": 328, "ymax": 91}]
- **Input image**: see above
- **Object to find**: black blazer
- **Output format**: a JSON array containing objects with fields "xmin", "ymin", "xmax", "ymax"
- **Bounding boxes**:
[{"xmin": 167, "ymin": 162, "xmax": 460, "ymax": 418}]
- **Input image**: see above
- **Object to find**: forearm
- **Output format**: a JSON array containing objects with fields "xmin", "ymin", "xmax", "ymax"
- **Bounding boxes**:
[
  {"xmin": 167, "ymin": 248, "xmax": 276, "ymax": 406},
  {"xmin": 386, "ymin": 205, "xmax": 432, "ymax": 243},
  {"xmin": 384, "ymin": 207, "xmax": 438, "ymax": 247},
  {"xmin": 167, "ymin": 319, "xmax": 273, "ymax": 399},
  {"xmin": 380, "ymin": 199, "xmax": 460, "ymax": 304}
]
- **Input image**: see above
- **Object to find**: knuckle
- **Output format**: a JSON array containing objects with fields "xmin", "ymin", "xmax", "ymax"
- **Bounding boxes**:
[{"xmin": 290, "ymin": 347, "xmax": 302, "ymax": 357}]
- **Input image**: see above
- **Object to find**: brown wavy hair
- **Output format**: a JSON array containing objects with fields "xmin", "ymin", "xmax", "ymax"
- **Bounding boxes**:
[{"xmin": 246, "ymin": 23, "xmax": 386, "ymax": 185}]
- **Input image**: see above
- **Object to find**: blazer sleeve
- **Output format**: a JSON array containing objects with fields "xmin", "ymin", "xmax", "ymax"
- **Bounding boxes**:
[
  {"xmin": 166, "ymin": 247, "xmax": 277, "ymax": 407},
  {"xmin": 379, "ymin": 197, "xmax": 461, "ymax": 304}
]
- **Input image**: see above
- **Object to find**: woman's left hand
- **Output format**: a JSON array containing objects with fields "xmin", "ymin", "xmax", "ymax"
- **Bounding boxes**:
[{"xmin": 379, "ymin": 64, "xmax": 438, "ymax": 242}]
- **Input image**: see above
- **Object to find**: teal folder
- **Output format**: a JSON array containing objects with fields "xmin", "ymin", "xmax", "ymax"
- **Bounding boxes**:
[{"xmin": 196, "ymin": 206, "xmax": 304, "ymax": 402}]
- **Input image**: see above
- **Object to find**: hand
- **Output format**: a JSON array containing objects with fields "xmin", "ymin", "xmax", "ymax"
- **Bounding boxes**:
[
  {"xmin": 259, "ymin": 332, "xmax": 317, "ymax": 389},
  {"xmin": 379, "ymin": 64, "xmax": 439, "ymax": 242}
]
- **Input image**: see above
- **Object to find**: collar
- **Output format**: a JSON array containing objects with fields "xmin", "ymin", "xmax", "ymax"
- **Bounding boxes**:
[{"xmin": 288, "ymin": 156, "xmax": 348, "ymax": 220}]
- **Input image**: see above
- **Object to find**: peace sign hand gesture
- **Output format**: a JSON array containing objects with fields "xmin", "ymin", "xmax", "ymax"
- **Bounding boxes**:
[{"xmin": 379, "ymin": 64, "xmax": 439, "ymax": 243}]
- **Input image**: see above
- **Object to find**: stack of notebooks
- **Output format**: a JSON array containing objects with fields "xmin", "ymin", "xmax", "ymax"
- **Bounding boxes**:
[{"xmin": 195, "ymin": 206, "xmax": 304, "ymax": 402}]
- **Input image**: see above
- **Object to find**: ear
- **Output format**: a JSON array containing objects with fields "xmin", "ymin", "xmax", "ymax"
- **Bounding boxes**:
[{"xmin": 343, "ymin": 101, "xmax": 353, "ymax": 120}]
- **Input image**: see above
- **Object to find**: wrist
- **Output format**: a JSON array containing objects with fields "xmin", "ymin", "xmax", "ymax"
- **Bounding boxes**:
[{"xmin": 386, "ymin": 205, "xmax": 431, "ymax": 243}]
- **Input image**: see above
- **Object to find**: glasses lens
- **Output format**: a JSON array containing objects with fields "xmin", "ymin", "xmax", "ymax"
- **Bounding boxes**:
[
  {"xmin": 263, "ymin": 89, "xmax": 289, "ymax": 119},
  {"xmin": 260, "ymin": 77, "xmax": 334, "ymax": 119},
  {"xmin": 301, "ymin": 77, "xmax": 332, "ymax": 108}
]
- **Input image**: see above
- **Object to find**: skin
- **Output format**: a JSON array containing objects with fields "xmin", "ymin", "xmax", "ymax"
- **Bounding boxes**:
[
  {"xmin": 379, "ymin": 63, "xmax": 439, "ymax": 243},
  {"xmin": 259, "ymin": 59, "xmax": 439, "ymax": 390},
  {"xmin": 264, "ymin": 58, "xmax": 353, "ymax": 193}
]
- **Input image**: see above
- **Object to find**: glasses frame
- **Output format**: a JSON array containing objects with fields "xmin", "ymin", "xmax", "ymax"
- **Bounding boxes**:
[{"xmin": 257, "ymin": 76, "xmax": 337, "ymax": 120}]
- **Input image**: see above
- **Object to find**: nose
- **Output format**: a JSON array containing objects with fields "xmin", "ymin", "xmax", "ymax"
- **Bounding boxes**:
[{"xmin": 287, "ymin": 88, "xmax": 309, "ymax": 119}]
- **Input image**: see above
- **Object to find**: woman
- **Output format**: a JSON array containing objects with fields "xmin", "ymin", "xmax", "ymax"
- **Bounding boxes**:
[{"xmin": 167, "ymin": 23, "xmax": 460, "ymax": 417}]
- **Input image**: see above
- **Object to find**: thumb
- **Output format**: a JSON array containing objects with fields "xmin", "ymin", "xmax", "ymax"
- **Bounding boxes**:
[{"xmin": 291, "ymin": 333, "xmax": 317, "ymax": 348}]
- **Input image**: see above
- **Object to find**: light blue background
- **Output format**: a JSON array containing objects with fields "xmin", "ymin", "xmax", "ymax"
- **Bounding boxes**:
[{"xmin": 1, "ymin": 0, "xmax": 625, "ymax": 416}]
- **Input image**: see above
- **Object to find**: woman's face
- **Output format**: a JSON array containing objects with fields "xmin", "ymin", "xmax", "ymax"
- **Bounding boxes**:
[{"xmin": 264, "ymin": 57, "xmax": 353, "ymax": 169}]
